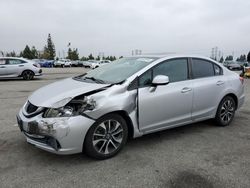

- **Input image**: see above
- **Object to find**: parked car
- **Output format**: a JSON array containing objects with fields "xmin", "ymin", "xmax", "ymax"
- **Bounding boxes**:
[
  {"xmin": 33, "ymin": 59, "xmax": 54, "ymax": 68},
  {"xmin": 17, "ymin": 55, "xmax": 245, "ymax": 159},
  {"xmin": 81, "ymin": 60, "xmax": 98, "ymax": 68},
  {"xmin": 223, "ymin": 61, "xmax": 242, "ymax": 70},
  {"xmin": 0, "ymin": 57, "xmax": 42, "ymax": 80},
  {"xmin": 71, "ymin": 61, "xmax": 80, "ymax": 67},
  {"xmin": 77, "ymin": 61, "xmax": 86, "ymax": 67},
  {"xmin": 54, "ymin": 59, "xmax": 72, "ymax": 67},
  {"xmin": 91, "ymin": 60, "xmax": 111, "ymax": 69}
]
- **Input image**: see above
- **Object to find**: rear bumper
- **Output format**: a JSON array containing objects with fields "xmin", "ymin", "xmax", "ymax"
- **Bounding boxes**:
[
  {"xmin": 17, "ymin": 110, "xmax": 95, "ymax": 155},
  {"xmin": 238, "ymin": 94, "xmax": 245, "ymax": 109},
  {"xmin": 34, "ymin": 69, "xmax": 42, "ymax": 76}
]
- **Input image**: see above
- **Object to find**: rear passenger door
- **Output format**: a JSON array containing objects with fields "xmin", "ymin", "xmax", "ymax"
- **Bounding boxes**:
[
  {"xmin": 191, "ymin": 58, "xmax": 226, "ymax": 121},
  {"xmin": 6, "ymin": 59, "xmax": 25, "ymax": 76}
]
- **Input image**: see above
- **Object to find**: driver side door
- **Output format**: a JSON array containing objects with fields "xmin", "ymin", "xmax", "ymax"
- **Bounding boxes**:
[{"xmin": 138, "ymin": 58, "xmax": 193, "ymax": 133}]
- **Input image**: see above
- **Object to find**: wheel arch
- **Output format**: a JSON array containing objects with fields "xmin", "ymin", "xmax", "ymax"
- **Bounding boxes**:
[
  {"xmin": 224, "ymin": 93, "xmax": 238, "ymax": 110},
  {"xmin": 82, "ymin": 110, "xmax": 134, "ymax": 154},
  {"xmin": 219, "ymin": 93, "xmax": 238, "ymax": 110},
  {"xmin": 21, "ymin": 69, "xmax": 35, "ymax": 76},
  {"xmin": 86, "ymin": 110, "xmax": 134, "ymax": 139}
]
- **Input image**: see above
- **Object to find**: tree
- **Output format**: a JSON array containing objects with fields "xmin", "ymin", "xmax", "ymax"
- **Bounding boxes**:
[
  {"xmin": 22, "ymin": 45, "xmax": 33, "ymax": 59},
  {"xmin": 219, "ymin": 56, "xmax": 224, "ymax": 63},
  {"xmin": 41, "ymin": 46, "xmax": 50, "ymax": 59},
  {"xmin": 67, "ymin": 48, "xmax": 79, "ymax": 60},
  {"xmin": 88, "ymin": 53, "xmax": 94, "ymax": 60},
  {"xmin": 31, "ymin": 46, "xmax": 38, "ymax": 59},
  {"xmin": 247, "ymin": 51, "xmax": 250, "ymax": 62},
  {"xmin": 6, "ymin": 51, "xmax": 17, "ymax": 57},
  {"xmin": 67, "ymin": 48, "xmax": 73, "ymax": 59},
  {"xmin": 81, "ymin": 56, "xmax": 88, "ymax": 61},
  {"xmin": 236, "ymin": 54, "xmax": 246, "ymax": 62},
  {"xmin": 96, "ymin": 56, "xmax": 100, "ymax": 60},
  {"xmin": 71, "ymin": 48, "xmax": 79, "ymax": 60},
  {"xmin": 43, "ymin": 33, "xmax": 55, "ymax": 60},
  {"xmin": 119, "ymin": 56, "xmax": 123, "ymax": 59},
  {"xmin": 225, "ymin": 55, "xmax": 233, "ymax": 61}
]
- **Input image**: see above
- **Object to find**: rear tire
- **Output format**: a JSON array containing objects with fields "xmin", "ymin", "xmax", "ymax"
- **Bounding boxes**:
[
  {"xmin": 22, "ymin": 70, "xmax": 34, "ymax": 80},
  {"xmin": 84, "ymin": 114, "xmax": 128, "ymax": 160},
  {"xmin": 215, "ymin": 96, "xmax": 236, "ymax": 126}
]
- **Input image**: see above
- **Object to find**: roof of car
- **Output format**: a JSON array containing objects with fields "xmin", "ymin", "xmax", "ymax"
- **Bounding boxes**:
[
  {"xmin": 127, "ymin": 54, "xmax": 214, "ymax": 61},
  {"xmin": 0, "ymin": 57, "xmax": 28, "ymax": 60}
]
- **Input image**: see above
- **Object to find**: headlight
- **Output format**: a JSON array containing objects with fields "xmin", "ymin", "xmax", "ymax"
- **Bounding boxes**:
[
  {"xmin": 82, "ymin": 96, "xmax": 96, "ymax": 111},
  {"xmin": 44, "ymin": 106, "xmax": 73, "ymax": 118},
  {"xmin": 43, "ymin": 96, "xmax": 96, "ymax": 118}
]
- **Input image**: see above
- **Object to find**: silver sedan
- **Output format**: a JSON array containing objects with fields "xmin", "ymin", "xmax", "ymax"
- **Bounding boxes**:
[
  {"xmin": 0, "ymin": 57, "xmax": 42, "ymax": 80},
  {"xmin": 17, "ymin": 55, "xmax": 245, "ymax": 159}
]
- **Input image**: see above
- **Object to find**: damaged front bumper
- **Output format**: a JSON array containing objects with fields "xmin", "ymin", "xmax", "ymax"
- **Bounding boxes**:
[{"xmin": 17, "ymin": 110, "xmax": 95, "ymax": 155}]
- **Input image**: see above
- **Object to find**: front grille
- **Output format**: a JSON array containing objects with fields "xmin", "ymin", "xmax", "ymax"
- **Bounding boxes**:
[
  {"xmin": 24, "ymin": 132, "xmax": 61, "ymax": 150},
  {"xmin": 26, "ymin": 101, "xmax": 38, "ymax": 114}
]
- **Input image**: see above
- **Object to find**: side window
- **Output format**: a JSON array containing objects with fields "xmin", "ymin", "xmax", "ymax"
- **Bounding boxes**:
[
  {"xmin": 214, "ymin": 64, "xmax": 222, "ymax": 76},
  {"xmin": 139, "ymin": 70, "xmax": 152, "ymax": 87},
  {"xmin": 153, "ymin": 58, "xmax": 188, "ymax": 83},
  {"xmin": 192, "ymin": 59, "xmax": 214, "ymax": 78},
  {"xmin": 0, "ymin": 59, "xmax": 6, "ymax": 65},
  {"xmin": 7, "ymin": 59, "xmax": 24, "ymax": 65}
]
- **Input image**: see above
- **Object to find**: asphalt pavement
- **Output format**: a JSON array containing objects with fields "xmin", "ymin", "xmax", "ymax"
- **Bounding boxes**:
[{"xmin": 0, "ymin": 68, "xmax": 249, "ymax": 188}]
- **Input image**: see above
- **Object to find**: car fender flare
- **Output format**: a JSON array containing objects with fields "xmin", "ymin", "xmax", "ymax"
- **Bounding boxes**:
[{"xmin": 20, "ymin": 69, "xmax": 35, "ymax": 76}]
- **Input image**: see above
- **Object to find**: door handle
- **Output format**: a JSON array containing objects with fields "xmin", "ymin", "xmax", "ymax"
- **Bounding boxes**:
[
  {"xmin": 216, "ymin": 81, "xmax": 224, "ymax": 85},
  {"xmin": 181, "ymin": 87, "xmax": 192, "ymax": 93},
  {"xmin": 0, "ymin": 66, "xmax": 6, "ymax": 68},
  {"xmin": 18, "ymin": 65, "xmax": 24, "ymax": 67}
]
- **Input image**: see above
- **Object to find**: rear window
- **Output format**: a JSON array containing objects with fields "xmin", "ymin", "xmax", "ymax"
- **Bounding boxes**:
[
  {"xmin": 214, "ymin": 64, "xmax": 223, "ymax": 76},
  {"xmin": 192, "ymin": 59, "xmax": 215, "ymax": 78}
]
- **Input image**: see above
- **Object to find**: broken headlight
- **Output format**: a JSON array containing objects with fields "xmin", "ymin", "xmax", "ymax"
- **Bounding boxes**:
[
  {"xmin": 43, "ymin": 106, "xmax": 74, "ymax": 118},
  {"xmin": 43, "ymin": 96, "xmax": 96, "ymax": 118}
]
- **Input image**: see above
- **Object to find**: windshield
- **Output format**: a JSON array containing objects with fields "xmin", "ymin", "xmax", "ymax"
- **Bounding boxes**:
[{"xmin": 74, "ymin": 57, "xmax": 157, "ymax": 84}]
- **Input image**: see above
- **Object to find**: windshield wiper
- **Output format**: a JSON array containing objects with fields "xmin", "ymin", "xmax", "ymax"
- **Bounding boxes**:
[{"xmin": 84, "ymin": 76, "xmax": 106, "ymax": 84}]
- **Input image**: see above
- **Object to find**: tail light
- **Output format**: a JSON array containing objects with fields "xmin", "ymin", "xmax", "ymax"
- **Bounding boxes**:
[
  {"xmin": 33, "ymin": 63, "xmax": 40, "ymax": 68},
  {"xmin": 239, "ymin": 76, "xmax": 244, "ymax": 84}
]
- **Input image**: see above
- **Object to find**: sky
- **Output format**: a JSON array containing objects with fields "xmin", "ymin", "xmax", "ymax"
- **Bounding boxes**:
[{"xmin": 0, "ymin": 0, "xmax": 249, "ymax": 58}]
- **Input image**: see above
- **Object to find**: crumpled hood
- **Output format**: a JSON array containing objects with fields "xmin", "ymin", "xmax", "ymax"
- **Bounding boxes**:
[{"xmin": 28, "ymin": 78, "xmax": 109, "ymax": 108}]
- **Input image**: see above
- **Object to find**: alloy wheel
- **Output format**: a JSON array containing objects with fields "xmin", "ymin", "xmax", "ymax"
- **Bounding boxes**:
[
  {"xmin": 92, "ymin": 119, "xmax": 124, "ymax": 155},
  {"xmin": 220, "ymin": 98, "xmax": 235, "ymax": 124}
]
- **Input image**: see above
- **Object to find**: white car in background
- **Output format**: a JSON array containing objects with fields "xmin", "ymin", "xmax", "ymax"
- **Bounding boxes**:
[
  {"xmin": 54, "ymin": 59, "xmax": 72, "ymax": 68},
  {"xmin": 81, "ymin": 60, "xmax": 96, "ymax": 68},
  {"xmin": 91, "ymin": 60, "xmax": 111, "ymax": 69},
  {"xmin": 0, "ymin": 57, "xmax": 42, "ymax": 80}
]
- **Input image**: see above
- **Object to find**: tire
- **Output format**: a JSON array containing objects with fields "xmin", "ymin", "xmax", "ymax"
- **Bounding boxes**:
[
  {"xmin": 61, "ymin": 64, "xmax": 65, "ymax": 68},
  {"xmin": 22, "ymin": 70, "xmax": 34, "ymax": 80},
  {"xmin": 84, "ymin": 114, "xmax": 128, "ymax": 160},
  {"xmin": 215, "ymin": 96, "xmax": 236, "ymax": 126}
]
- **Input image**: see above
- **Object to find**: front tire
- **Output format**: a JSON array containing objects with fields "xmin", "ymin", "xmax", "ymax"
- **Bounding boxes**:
[
  {"xmin": 84, "ymin": 114, "xmax": 128, "ymax": 160},
  {"xmin": 215, "ymin": 96, "xmax": 236, "ymax": 126}
]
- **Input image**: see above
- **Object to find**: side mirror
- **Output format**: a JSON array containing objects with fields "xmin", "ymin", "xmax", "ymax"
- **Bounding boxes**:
[{"xmin": 152, "ymin": 75, "xmax": 169, "ymax": 86}]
